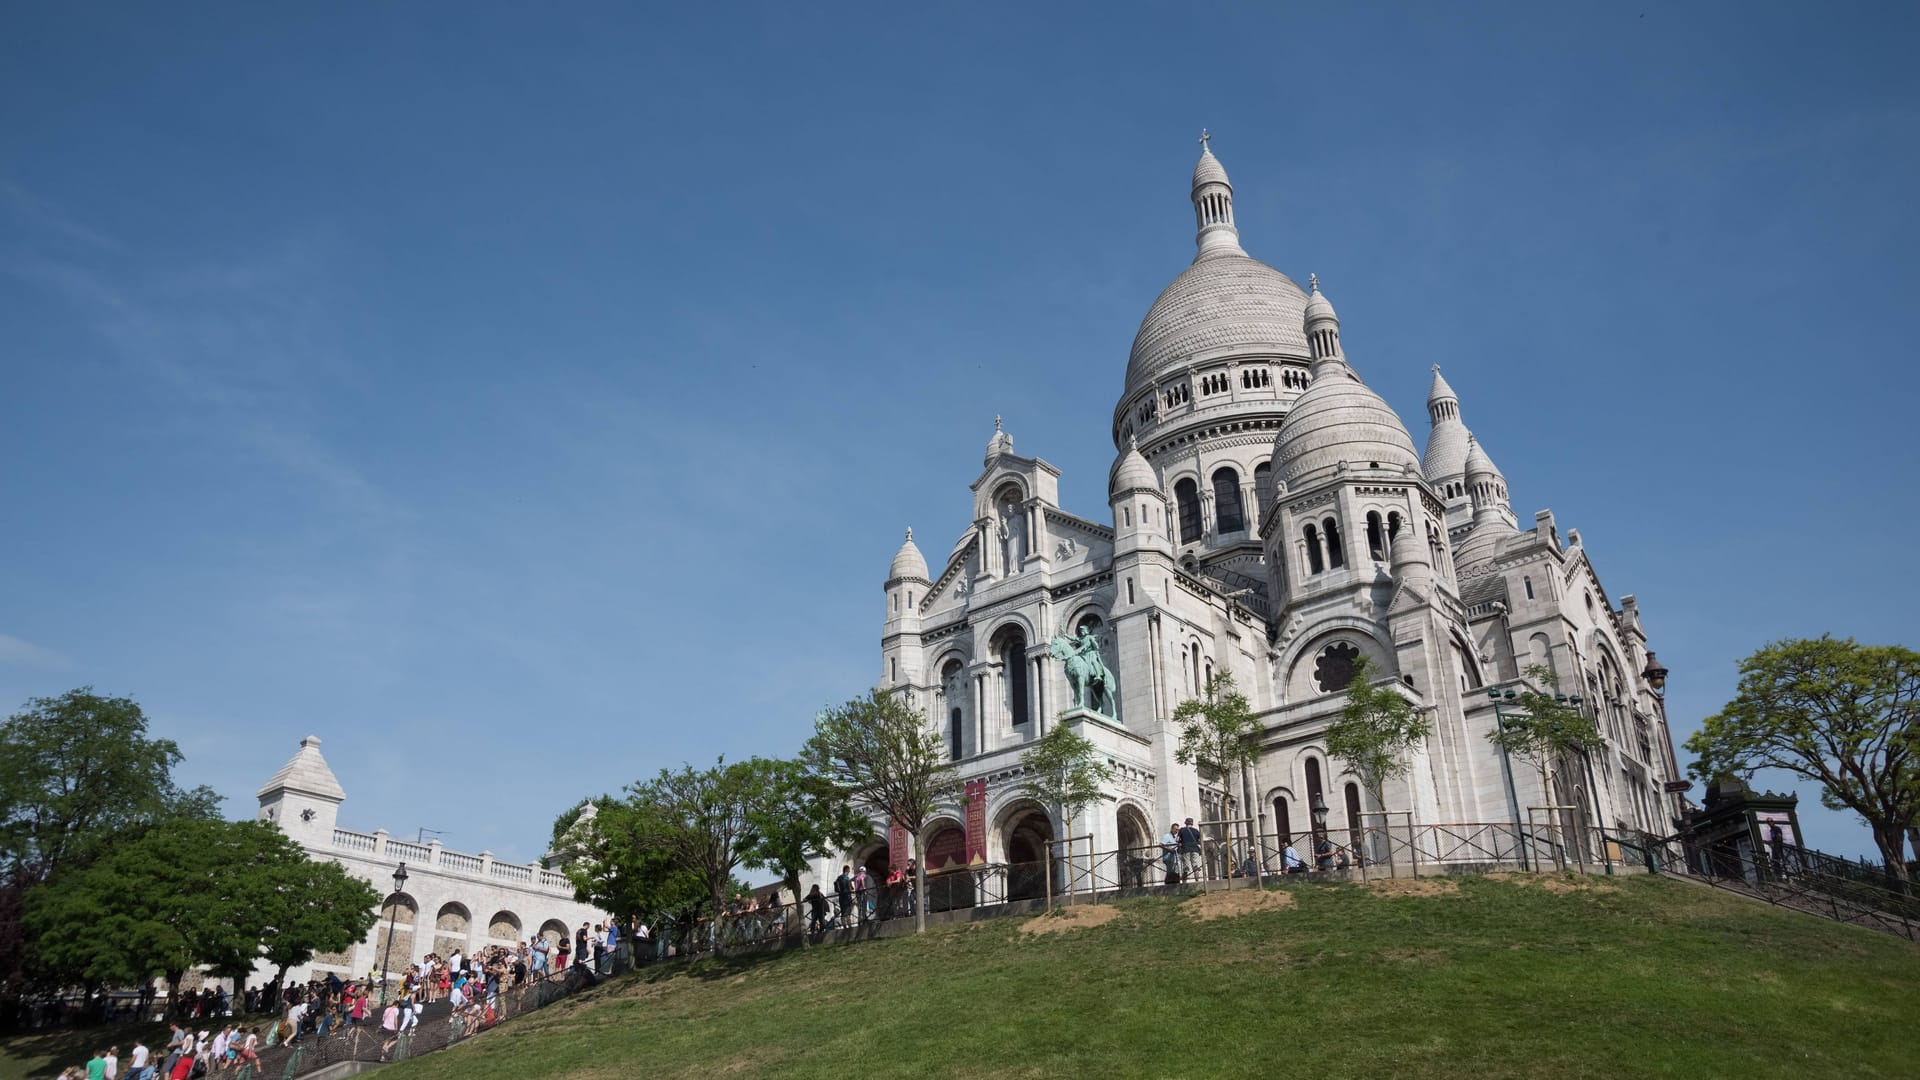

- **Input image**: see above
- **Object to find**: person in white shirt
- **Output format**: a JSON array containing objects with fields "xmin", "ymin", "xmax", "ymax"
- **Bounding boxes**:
[
  {"xmin": 209, "ymin": 1029, "xmax": 228, "ymax": 1063},
  {"xmin": 101, "ymin": 1047, "xmax": 118, "ymax": 1080},
  {"xmin": 127, "ymin": 1041, "xmax": 149, "ymax": 1080}
]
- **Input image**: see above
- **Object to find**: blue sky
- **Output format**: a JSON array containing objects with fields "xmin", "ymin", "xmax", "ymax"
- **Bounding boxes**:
[{"xmin": 2, "ymin": 3, "xmax": 1916, "ymax": 863}]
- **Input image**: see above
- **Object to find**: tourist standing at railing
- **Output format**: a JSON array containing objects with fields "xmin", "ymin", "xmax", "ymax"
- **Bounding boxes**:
[
  {"xmin": 575, "ymin": 923, "xmax": 591, "ymax": 972},
  {"xmin": 554, "ymin": 933, "xmax": 570, "ymax": 971},
  {"xmin": 1282, "ymin": 842, "xmax": 1305, "ymax": 874},
  {"xmin": 834, "ymin": 865, "xmax": 853, "ymax": 924},
  {"xmin": 852, "ymin": 867, "xmax": 872, "ymax": 923},
  {"xmin": 805, "ymin": 883, "xmax": 830, "ymax": 934},
  {"xmin": 1160, "ymin": 824, "xmax": 1179, "ymax": 884},
  {"xmin": 1177, "ymin": 819, "xmax": 1204, "ymax": 883},
  {"xmin": 530, "ymin": 933, "xmax": 550, "ymax": 979},
  {"xmin": 903, "ymin": 859, "xmax": 918, "ymax": 916}
]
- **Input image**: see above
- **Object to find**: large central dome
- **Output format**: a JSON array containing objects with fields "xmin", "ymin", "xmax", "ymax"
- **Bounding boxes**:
[{"xmin": 1124, "ymin": 254, "xmax": 1310, "ymax": 394}]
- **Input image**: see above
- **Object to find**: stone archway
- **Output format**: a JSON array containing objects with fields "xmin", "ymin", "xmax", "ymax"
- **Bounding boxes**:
[
  {"xmin": 1116, "ymin": 805, "xmax": 1154, "ymax": 889},
  {"xmin": 922, "ymin": 821, "xmax": 972, "ymax": 912},
  {"xmin": 375, "ymin": 893, "xmax": 418, "ymax": 975},
  {"xmin": 1001, "ymin": 804, "xmax": 1054, "ymax": 902},
  {"xmin": 433, "ymin": 902, "xmax": 471, "ymax": 958}
]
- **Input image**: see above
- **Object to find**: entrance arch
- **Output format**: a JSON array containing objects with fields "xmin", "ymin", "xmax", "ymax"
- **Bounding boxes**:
[
  {"xmin": 1116, "ymin": 804, "xmax": 1154, "ymax": 889},
  {"xmin": 1000, "ymin": 803, "xmax": 1054, "ymax": 901},
  {"xmin": 922, "ymin": 821, "xmax": 973, "ymax": 911}
]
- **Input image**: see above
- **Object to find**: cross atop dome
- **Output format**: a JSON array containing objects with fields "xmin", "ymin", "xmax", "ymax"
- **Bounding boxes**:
[
  {"xmin": 1199, "ymin": 128, "xmax": 1212, "ymax": 151},
  {"xmin": 1309, "ymin": 272, "xmax": 1320, "ymax": 293}
]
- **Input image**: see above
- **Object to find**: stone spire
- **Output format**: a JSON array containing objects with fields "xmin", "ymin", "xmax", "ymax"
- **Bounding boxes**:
[
  {"xmin": 1191, "ymin": 131, "xmax": 1244, "ymax": 260},
  {"xmin": 985, "ymin": 415, "xmax": 1014, "ymax": 461}
]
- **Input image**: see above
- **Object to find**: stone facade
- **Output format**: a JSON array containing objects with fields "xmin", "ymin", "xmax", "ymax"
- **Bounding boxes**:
[
  {"xmin": 849, "ymin": 140, "xmax": 1685, "ymax": 884},
  {"xmin": 253, "ymin": 737, "xmax": 606, "ymax": 986}
]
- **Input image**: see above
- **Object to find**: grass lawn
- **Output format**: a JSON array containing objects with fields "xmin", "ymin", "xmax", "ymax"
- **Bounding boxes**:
[
  {"xmin": 5, "ymin": 876, "xmax": 1912, "ymax": 1079},
  {"xmin": 349, "ymin": 874, "xmax": 1917, "ymax": 1080}
]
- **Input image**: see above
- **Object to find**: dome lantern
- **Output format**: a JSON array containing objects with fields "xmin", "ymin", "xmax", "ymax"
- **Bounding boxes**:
[{"xmin": 1191, "ymin": 130, "xmax": 1244, "ymax": 260}]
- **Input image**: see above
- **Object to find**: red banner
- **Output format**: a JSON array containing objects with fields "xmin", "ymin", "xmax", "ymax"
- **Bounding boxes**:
[
  {"xmin": 889, "ymin": 819, "xmax": 910, "ymax": 872},
  {"xmin": 964, "ymin": 779, "xmax": 988, "ymax": 866}
]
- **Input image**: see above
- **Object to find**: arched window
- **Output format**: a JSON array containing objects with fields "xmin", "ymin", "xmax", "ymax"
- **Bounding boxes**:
[
  {"xmin": 1306, "ymin": 758, "xmax": 1324, "ymax": 804},
  {"xmin": 1524, "ymin": 575, "xmax": 1535, "ymax": 600},
  {"xmin": 1253, "ymin": 462, "xmax": 1273, "ymax": 518},
  {"xmin": 1387, "ymin": 512, "xmax": 1402, "ymax": 539},
  {"xmin": 1366, "ymin": 511, "xmax": 1385, "ymax": 561},
  {"xmin": 1175, "ymin": 478, "xmax": 1203, "ymax": 545},
  {"xmin": 949, "ymin": 707, "xmax": 963, "ymax": 760},
  {"xmin": 1212, "ymin": 468, "xmax": 1244, "ymax": 533},
  {"xmin": 1303, "ymin": 524, "xmax": 1325, "ymax": 574},
  {"xmin": 1273, "ymin": 796, "xmax": 1292, "ymax": 842},
  {"xmin": 1322, "ymin": 517, "xmax": 1346, "ymax": 568},
  {"xmin": 1001, "ymin": 630, "xmax": 1030, "ymax": 727}
]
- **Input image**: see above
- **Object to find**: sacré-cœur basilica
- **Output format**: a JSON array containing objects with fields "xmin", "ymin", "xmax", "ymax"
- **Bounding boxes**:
[{"xmin": 847, "ymin": 137, "xmax": 1685, "ymax": 896}]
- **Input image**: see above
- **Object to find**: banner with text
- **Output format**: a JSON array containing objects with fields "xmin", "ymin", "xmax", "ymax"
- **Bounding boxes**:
[
  {"xmin": 889, "ymin": 819, "xmax": 910, "ymax": 871},
  {"xmin": 965, "ymin": 778, "xmax": 989, "ymax": 866}
]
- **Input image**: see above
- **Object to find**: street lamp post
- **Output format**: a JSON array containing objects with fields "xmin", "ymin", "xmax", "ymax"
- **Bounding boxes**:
[
  {"xmin": 378, "ymin": 862, "xmax": 409, "ymax": 1007},
  {"xmin": 1310, "ymin": 792, "xmax": 1331, "ymax": 871},
  {"xmin": 1488, "ymin": 688, "xmax": 1528, "ymax": 870}
]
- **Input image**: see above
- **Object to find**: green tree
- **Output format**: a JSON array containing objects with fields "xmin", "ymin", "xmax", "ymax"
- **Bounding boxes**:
[
  {"xmin": 740, "ymin": 757, "xmax": 872, "ymax": 914},
  {"xmin": 1486, "ymin": 664, "xmax": 1603, "ymax": 833},
  {"xmin": 25, "ymin": 818, "xmax": 351, "ymax": 1003},
  {"xmin": 0, "ymin": 688, "xmax": 221, "ymax": 999},
  {"xmin": 630, "ymin": 758, "xmax": 767, "ymax": 917},
  {"xmin": 553, "ymin": 797, "xmax": 709, "ymax": 925},
  {"xmin": 1172, "ymin": 671, "xmax": 1261, "ymax": 808},
  {"xmin": 1686, "ymin": 636, "xmax": 1920, "ymax": 889},
  {"xmin": 1327, "ymin": 656, "xmax": 1434, "ymax": 813},
  {"xmin": 257, "ymin": 858, "xmax": 381, "ymax": 996},
  {"xmin": 1020, "ymin": 722, "xmax": 1114, "ymax": 888},
  {"xmin": 805, "ymin": 688, "xmax": 958, "ymax": 933},
  {"xmin": 0, "ymin": 687, "xmax": 221, "ymax": 883}
]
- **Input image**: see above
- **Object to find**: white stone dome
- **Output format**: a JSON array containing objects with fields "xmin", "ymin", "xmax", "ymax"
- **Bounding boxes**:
[
  {"xmin": 1109, "ymin": 440, "xmax": 1158, "ymax": 496},
  {"xmin": 1124, "ymin": 255, "xmax": 1310, "ymax": 396},
  {"xmin": 1192, "ymin": 147, "xmax": 1230, "ymax": 190},
  {"xmin": 1271, "ymin": 360, "xmax": 1423, "ymax": 486},
  {"xmin": 888, "ymin": 529, "xmax": 929, "ymax": 581}
]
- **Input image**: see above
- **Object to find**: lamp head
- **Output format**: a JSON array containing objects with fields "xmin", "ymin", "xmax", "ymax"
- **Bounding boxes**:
[
  {"xmin": 393, "ymin": 862, "xmax": 409, "ymax": 889},
  {"xmin": 1642, "ymin": 651, "xmax": 1669, "ymax": 690}
]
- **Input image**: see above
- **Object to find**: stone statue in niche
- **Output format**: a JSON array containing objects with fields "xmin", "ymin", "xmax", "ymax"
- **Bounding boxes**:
[
  {"xmin": 997, "ymin": 496, "xmax": 1026, "ymax": 571},
  {"xmin": 1048, "ymin": 626, "xmax": 1117, "ymax": 717},
  {"xmin": 1056, "ymin": 536, "xmax": 1078, "ymax": 562}
]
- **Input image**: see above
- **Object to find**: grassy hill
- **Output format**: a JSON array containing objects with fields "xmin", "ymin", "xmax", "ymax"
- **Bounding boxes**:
[
  {"xmin": 8, "ymin": 874, "xmax": 1914, "ymax": 1080},
  {"xmin": 362, "ymin": 874, "xmax": 1915, "ymax": 1080}
]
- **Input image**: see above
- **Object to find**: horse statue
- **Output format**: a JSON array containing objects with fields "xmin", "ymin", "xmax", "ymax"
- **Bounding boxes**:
[{"xmin": 1047, "ymin": 626, "xmax": 1117, "ymax": 717}]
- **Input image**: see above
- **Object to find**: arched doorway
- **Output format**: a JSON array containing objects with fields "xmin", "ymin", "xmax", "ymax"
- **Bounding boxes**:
[
  {"xmin": 923, "ymin": 822, "xmax": 973, "ymax": 911},
  {"xmin": 1116, "ymin": 805, "xmax": 1153, "ymax": 889},
  {"xmin": 1003, "ymin": 805, "xmax": 1054, "ymax": 901}
]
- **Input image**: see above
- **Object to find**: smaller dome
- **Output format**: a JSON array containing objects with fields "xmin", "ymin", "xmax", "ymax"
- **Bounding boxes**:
[
  {"xmin": 1464, "ymin": 434, "xmax": 1493, "ymax": 478},
  {"xmin": 889, "ymin": 528, "xmax": 929, "ymax": 581},
  {"xmin": 1192, "ymin": 146, "xmax": 1230, "ymax": 190},
  {"xmin": 1271, "ymin": 359, "xmax": 1423, "ymax": 487},
  {"xmin": 985, "ymin": 416, "xmax": 1013, "ymax": 461},
  {"xmin": 1304, "ymin": 275, "xmax": 1337, "ymax": 325},
  {"xmin": 1452, "ymin": 515, "xmax": 1515, "ymax": 570},
  {"xmin": 1427, "ymin": 364, "xmax": 1459, "ymax": 409},
  {"xmin": 1109, "ymin": 438, "xmax": 1158, "ymax": 497}
]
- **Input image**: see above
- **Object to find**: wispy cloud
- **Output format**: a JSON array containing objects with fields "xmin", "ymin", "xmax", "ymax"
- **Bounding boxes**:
[
  {"xmin": 0, "ymin": 633, "xmax": 71, "ymax": 671},
  {"xmin": 0, "ymin": 180, "xmax": 122, "ymax": 253}
]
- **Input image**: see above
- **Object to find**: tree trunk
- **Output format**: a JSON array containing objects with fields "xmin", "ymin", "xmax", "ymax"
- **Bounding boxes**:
[
  {"xmin": 784, "ymin": 871, "xmax": 802, "ymax": 937},
  {"xmin": 1870, "ymin": 821, "xmax": 1912, "ymax": 894},
  {"xmin": 913, "ymin": 833, "xmax": 927, "ymax": 934},
  {"xmin": 165, "ymin": 970, "xmax": 183, "ymax": 1019}
]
